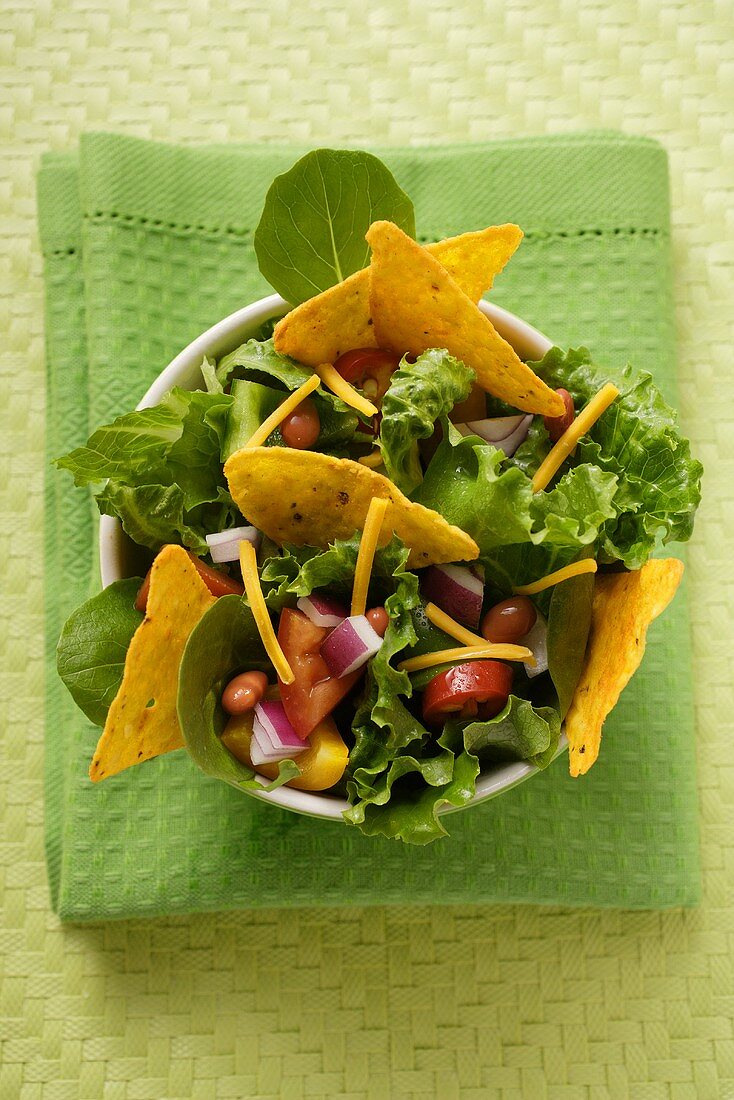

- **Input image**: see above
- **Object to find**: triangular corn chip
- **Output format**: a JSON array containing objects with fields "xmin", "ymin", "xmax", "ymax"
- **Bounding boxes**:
[
  {"xmin": 224, "ymin": 446, "xmax": 479, "ymax": 568},
  {"xmin": 430, "ymin": 224, "xmax": 523, "ymax": 302},
  {"xmin": 273, "ymin": 225, "xmax": 522, "ymax": 368},
  {"xmin": 89, "ymin": 545, "xmax": 216, "ymax": 781},
  {"xmin": 366, "ymin": 221, "xmax": 564, "ymax": 417},
  {"xmin": 566, "ymin": 558, "xmax": 684, "ymax": 777}
]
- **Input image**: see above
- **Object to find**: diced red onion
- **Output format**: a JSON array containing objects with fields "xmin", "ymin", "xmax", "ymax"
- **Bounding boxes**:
[
  {"xmin": 321, "ymin": 615, "xmax": 384, "ymax": 678},
  {"xmin": 205, "ymin": 525, "xmax": 260, "ymax": 563},
  {"xmin": 252, "ymin": 700, "xmax": 309, "ymax": 761},
  {"xmin": 520, "ymin": 612, "xmax": 548, "ymax": 678},
  {"xmin": 454, "ymin": 414, "xmax": 532, "ymax": 457},
  {"xmin": 421, "ymin": 564, "xmax": 484, "ymax": 629},
  {"xmin": 297, "ymin": 593, "xmax": 349, "ymax": 629},
  {"xmin": 250, "ymin": 720, "xmax": 287, "ymax": 766}
]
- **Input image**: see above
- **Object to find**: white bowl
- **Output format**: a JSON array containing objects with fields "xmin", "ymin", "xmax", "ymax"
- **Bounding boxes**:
[{"xmin": 100, "ymin": 294, "xmax": 565, "ymax": 822}]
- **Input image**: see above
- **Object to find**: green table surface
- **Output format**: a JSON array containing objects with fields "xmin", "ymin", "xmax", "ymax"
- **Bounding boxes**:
[{"xmin": 2, "ymin": 3, "xmax": 732, "ymax": 1098}]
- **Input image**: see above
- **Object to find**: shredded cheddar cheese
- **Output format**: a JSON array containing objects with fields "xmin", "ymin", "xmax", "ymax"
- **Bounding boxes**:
[
  {"xmin": 351, "ymin": 497, "xmax": 389, "ymax": 617},
  {"xmin": 314, "ymin": 361, "xmax": 379, "ymax": 418},
  {"xmin": 244, "ymin": 374, "xmax": 321, "ymax": 449},
  {"xmin": 398, "ymin": 643, "xmax": 534, "ymax": 674},
  {"xmin": 532, "ymin": 382, "xmax": 620, "ymax": 493},
  {"xmin": 424, "ymin": 603, "xmax": 485, "ymax": 647},
  {"xmin": 513, "ymin": 558, "xmax": 598, "ymax": 597},
  {"xmin": 239, "ymin": 541, "xmax": 294, "ymax": 684},
  {"xmin": 357, "ymin": 450, "xmax": 384, "ymax": 468}
]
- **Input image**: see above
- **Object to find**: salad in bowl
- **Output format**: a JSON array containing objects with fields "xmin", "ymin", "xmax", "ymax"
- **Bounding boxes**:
[{"xmin": 55, "ymin": 149, "xmax": 702, "ymax": 844}]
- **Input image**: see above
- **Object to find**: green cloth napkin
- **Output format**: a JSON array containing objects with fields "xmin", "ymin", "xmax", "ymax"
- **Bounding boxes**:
[{"xmin": 39, "ymin": 132, "xmax": 700, "ymax": 921}]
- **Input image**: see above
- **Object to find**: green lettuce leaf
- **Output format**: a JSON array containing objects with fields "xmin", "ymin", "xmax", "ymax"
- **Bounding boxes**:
[
  {"xmin": 254, "ymin": 148, "xmax": 415, "ymax": 305},
  {"xmin": 526, "ymin": 347, "xmax": 703, "ymax": 568},
  {"xmin": 56, "ymin": 388, "xmax": 240, "ymax": 553},
  {"xmin": 546, "ymin": 551, "xmax": 595, "ymax": 719},
  {"xmin": 378, "ymin": 349, "xmax": 474, "ymax": 495},
  {"xmin": 56, "ymin": 578, "xmax": 143, "ymax": 726},
  {"xmin": 261, "ymin": 534, "xmax": 475, "ymax": 843},
  {"xmin": 200, "ymin": 356, "xmax": 223, "ymax": 395},
  {"xmin": 95, "ymin": 483, "xmax": 229, "ymax": 555},
  {"xmin": 343, "ymin": 724, "xmax": 480, "ymax": 845},
  {"xmin": 416, "ymin": 420, "xmax": 619, "ymax": 588},
  {"xmin": 216, "ymin": 336, "xmax": 315, "ymax": 391},
  {"xmin": 56, "ymin": 390, "xmax": 194, "ymax": 486},
  {"xmin": 460, "ymin": 695, "xmax": 561, "ymax": 770}
]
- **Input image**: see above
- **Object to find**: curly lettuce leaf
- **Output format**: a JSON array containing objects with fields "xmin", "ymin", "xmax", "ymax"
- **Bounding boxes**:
[
  {"xmin": 379, "ymin": 350, "xmax": 474, "ymax": 495},
  {"xmin": 416, "ymin": 420, "xmax": 618, "ymax": 588},
  {"xmin": 245, "ymin": 533, "xmax": 564, "ymax": 844},
  {"xmin": 343, "ymin": 725, "xmax": 480, "ymax": 845},
  {"xmin": 56, "ymin": 388, "xmax": 239, "ymax": 553},
  {"xmin": 460, "ymin": 695, "xmax": 561, "ymax": 770},
  {"xmin": 344, "ymin": 695, "xmax": 561, "ymax": 845},
  {"xmin": 260, "ymin": 533, "xmax": 477, "ymax": 843},
  {"xmin": 527, "ymin": 347, "xmax": 703, "ymax": 568}
]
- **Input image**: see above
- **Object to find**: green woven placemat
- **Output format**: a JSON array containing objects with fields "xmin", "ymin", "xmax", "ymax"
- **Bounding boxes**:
[{"xmin": 38, "ymin": 131, "xmax": 699, "ymax": 921}]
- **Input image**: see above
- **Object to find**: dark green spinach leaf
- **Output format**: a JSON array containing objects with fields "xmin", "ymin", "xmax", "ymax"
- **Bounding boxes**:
[
  {"xmin": 254, "ymin": 149, "xmax": 415, "ymax": 305},
  {"xmin": 57, "ymin": 579, "xmax": 143, "ymax": 726},
  {"xmin": 547, "ymin": 554, "xmax": 596, "ymax": 719}
]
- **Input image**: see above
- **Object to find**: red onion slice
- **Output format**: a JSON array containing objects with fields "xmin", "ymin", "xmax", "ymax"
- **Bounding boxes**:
[
  {"xmin": 250, "ymin": 719, "xmax": 288, "ymax": 766},
  {"xmin": 321, "ymin": 615, "xmax": 384, "ymax": 678},
  {"xmin": 253, "ymin": 700, "xmax": 308, "ymax": 758},
  {"xmin": 520, "ymin": 613, "xmax": 548, "ymax": 678},
  {"xmin": 297, "ymin": 593, "xmax": 349, "ymax": 629},
  {"xmin": 421, "ymin": 564, "xmax": 484, "ymax": 629},
  {"xmin": 205, "ymin": 525, "xmax": 260, "ymax": 563},
  {"xmin": 454, "ymin": 414, "xmax": 533, "ymax": 457}
]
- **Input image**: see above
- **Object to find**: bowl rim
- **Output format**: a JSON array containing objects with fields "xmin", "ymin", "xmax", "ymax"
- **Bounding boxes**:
[{"xmin": 99, "ymin": 292, "xmax": 566, "ymax": 822}]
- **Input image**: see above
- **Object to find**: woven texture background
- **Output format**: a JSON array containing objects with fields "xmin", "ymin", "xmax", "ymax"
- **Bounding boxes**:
[{"xmin": 2, "ymin": 1, "xmax": 733, "ymax": 1097}]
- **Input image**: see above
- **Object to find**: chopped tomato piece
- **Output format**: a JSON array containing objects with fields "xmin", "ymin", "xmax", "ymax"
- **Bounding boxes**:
[
  {"xmin": 134, "ymin": 550, "xmax": 244, "ymax": 612},
  {"xmin": 277, "ymin": 607, "xmax": 362, "ymax": 739},
  {"xmin": 422, "ymin": 660, "xmax": 513, "ymax": 725}
]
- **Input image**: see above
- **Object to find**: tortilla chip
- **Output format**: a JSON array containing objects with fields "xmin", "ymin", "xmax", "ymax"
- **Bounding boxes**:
[
  {"xmin": 430, "ymin": 224, "xmax": 523, "ymax": 302},
  {"xmin": 272, "ymin": 225, "xmax": 523, "ymax": 369},
  {"xmin": 224, "ymin": 446, "xmax": 479, "ymax": 568},
  {"xmin": 367, "ymin": 221, "xmax": 564, "ymax": 417},
  {"xmin": 89, "ymin": 545, "xmax": 216, "ymax": 781},
  {"xmin": 274, "ymin": 269, "xmax": 375, "ymax": 367},
  {"xmin": 566, "ymin": 558, "xmax": 684, "ymax": 777}
]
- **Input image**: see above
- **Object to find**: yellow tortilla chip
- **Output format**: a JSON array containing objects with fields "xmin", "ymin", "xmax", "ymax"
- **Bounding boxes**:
[
  {"xmin": 224, "ymin": 446, "xmax": 479, "ymax": 568},
  {"xmin": 431, "ymin": 224, "xmax": 523, "ymax": 302},
  {"xmin": 566, "ymin": 558, "xmax": 684, "ymax": 777},
  {"xmin": 272, "ymin": 225, "xmax": 522, "ymax": 368},
  {"xmin": 367, "ymin": 221, "xmax": 564, "ymax": 417},
  {"xmin": 89, "ymin": 545, "xmax": 216, "ymax": 782}
]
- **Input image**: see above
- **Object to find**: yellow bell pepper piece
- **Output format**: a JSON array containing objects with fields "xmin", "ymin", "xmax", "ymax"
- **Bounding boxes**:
[{"xmin": 221, "ymin": 712, "xmax": 349, "ymax": 792}]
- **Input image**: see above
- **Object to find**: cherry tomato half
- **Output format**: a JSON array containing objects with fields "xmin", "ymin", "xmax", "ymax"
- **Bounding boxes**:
[
  {"xmin": 543, "ymin": 387, "xmax": 575, "ymax": 443},
  {"xmin": 422, "ymin": 660, "xmax": 513, "ymax": 725}
]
